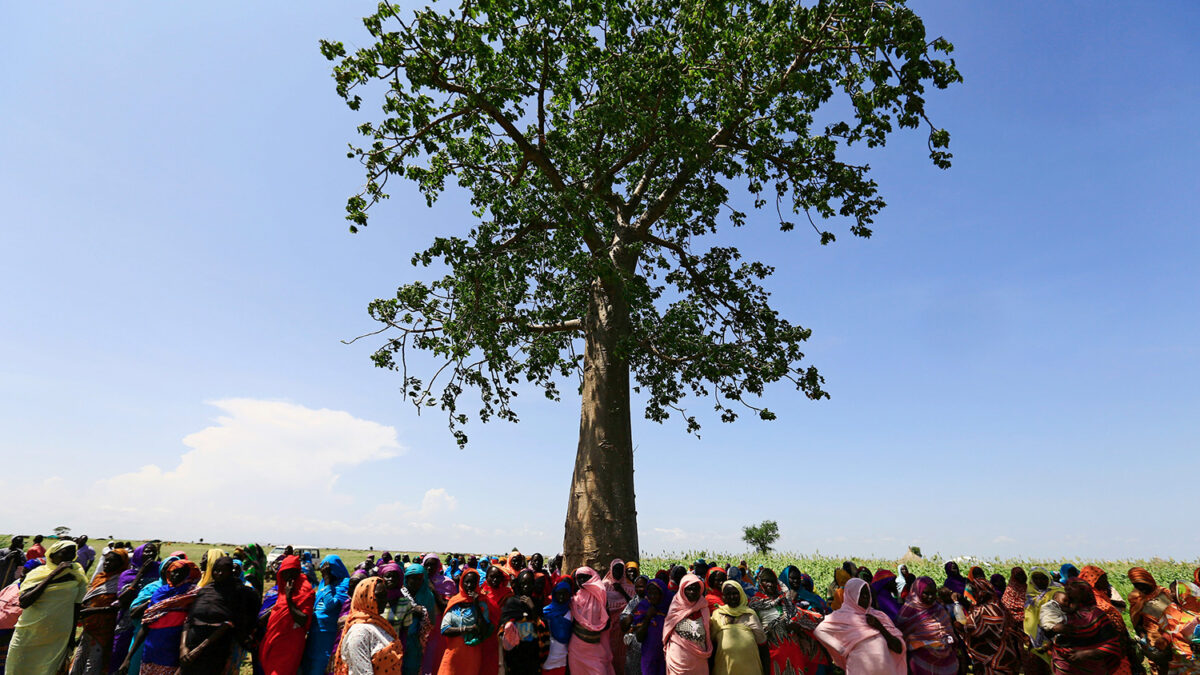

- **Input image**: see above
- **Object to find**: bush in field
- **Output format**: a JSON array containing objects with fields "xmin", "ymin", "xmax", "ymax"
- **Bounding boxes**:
[{"xmin": 742, "ymin": 521, "xmax": 780, "ymax": 554}]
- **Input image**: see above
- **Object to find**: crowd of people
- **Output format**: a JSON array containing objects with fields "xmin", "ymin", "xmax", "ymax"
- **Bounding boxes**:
[{"xmin": 0, "ymin": 534, "xmax": 1198, "ymax": 675}]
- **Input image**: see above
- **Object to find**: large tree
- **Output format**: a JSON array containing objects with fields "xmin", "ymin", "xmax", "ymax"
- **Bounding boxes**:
[{"xmin": 322, "ymin": 0, "xmax": 959, "ymax": 569}]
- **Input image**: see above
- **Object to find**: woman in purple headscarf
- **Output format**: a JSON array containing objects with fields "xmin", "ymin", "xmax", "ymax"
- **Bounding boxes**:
[
  {"xmin": 110, "ymin": 541, "xmax": 160, "ymax": 669},
  {"xmin": 943, "ymin": 562, "xmax": 968, "ymax": 596},
  {"xmin": 424, "ymin": 555, "xmax": 457, "ymax": 598},
  {"xmin": 896, "ymin": 577, "xmax": 960, "ymax": 675},
  {"xmin": 871, "ymin": 570, "xmax": 904, "ymax": 623}
]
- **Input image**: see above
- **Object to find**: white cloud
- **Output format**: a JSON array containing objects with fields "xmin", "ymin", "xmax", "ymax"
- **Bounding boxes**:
[
  {"xmin": 8, "ymin": 399, "xmax": 559, "ymax": 552},
  {"xmin": 91, "ymin": 398, "xmax": 401, "ymax": 513},
  {"xmin": 12, "ymin": 399, "xmax": 420, "ymax": 543}
]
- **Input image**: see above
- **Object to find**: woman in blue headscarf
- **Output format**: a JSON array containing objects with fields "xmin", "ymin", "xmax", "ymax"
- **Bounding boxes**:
[
  {"xmin": 780, "ymin": 566, "xmax": 830, "ymax": 615},
  {"xmin": 728, "ymin": 565, "xmax": 757, "ymax": 597},
  {"xmin": 402, "ymin": 562, "xmax": 437, "ymax": 675},
  {"xmin": 542, "ymin": 580, "xmax": 573, "ymax": 675},
  {"xmin": 299, "ymin": 554, "xmax": 349, "ymax": 675},
  {"xmin": 1056, "ymin": 563, "xmax": 1080, "ymax": 584},
  {"xmin": 119, "ymin": 553, "xmax": 180, "ymax": 673}
]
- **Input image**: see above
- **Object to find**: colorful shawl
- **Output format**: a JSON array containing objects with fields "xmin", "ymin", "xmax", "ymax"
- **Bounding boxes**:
[
  {"xmin": 330, "ymin": 577, "xmax": 403, "ymax": 675},
  {"xmin": 141, "ymin": 560, "xmax": 201, "ymax": 667},
  {"xmin": 896, "ymin": 577, "xmax": 958, "ymax": 675},
  {"xmin": 999, "ymin": 567, "xmax": 1027, "ymax": 625},
  {"xmin": 963, "ymin": 591, "xmax": 1022, "ymax": 675},
  {"xmin": 1052, "ymin": 583, "xmax": 1124, "ymax": 675}
]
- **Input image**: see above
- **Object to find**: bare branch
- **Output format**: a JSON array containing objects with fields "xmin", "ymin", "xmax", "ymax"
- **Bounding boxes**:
[{"xmin": 498, "ymin": 317, "xmax": 583, "ymax": 333}]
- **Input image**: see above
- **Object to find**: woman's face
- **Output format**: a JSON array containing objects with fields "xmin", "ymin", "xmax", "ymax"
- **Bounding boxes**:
[
  {"xmin": 49, "ymin": 546, "xmax": 75, "ymax": 565},
  {"xmin": 787, "ymin": 569, "xmax": 803, "ymax": 590},
  {"xmin": 575, "ymin": 572, "xmax": 590, "ymax": 588},
  {"xmin": 711, "ymin": 570, "xmax": 727, "ymax": 587},
  {"xmin": 143, "ymin": 543, "xmax": 159, "ymax": 561},
  {"xmin": 722, "ymin": 585, "xmax": 741, "ymax": 607},
  {"xmin": 1095, "ymin": 573, "xmax": 1111, "ymax": 591},
  {"xmin": 683, "ymin": 581, "xmax": 701, "ymax": 603},
  {"xmin": 385, "ymin": 570, "xmax": 401, "ymax": 589},
  {"xmin": 374, "ymin": 580, "xmax": 389, "ymax": 614},
  {"xmin": 423, "ymin": 557, "xmax": 438, "ymax": 577},
  {"xmin": 348, "ymin": 576, "xmax": 362, "ymax": 598},
  {"xmin": 759, "ymin": 572, "xmax": 778, "ymax": 597},
  {"xmin": 553, "ymin": 587, "xmax": 570, "ymax": 604},
  {"xmin": 169, "ymin": 566, "xmax": 188, "ymax": 585},
  {"xmin": 212, "ymin": 557, "xmax": 234, "ymax": 584},
  {"xmin": 102, "ymin": 552, "xmax": 122, "ymax": 573},
  {"xmin": 611, "ymin": 562, "xmax": 625, "ymax": 580},
  {"xmin": 858, "ymin": 584, "xmax": 873, "ymax": 609},
  {"xmin": 487, "ymin": 568, "xmax": 506, "ymax": 588},
  {"xmin": 530, "ymin": 554, "xmax": 544, "ymax": 571},
  {"xmin": 405, "ymin": 573, "xmax": 424, "ymax": 595},
  {"xmin": 634, "ymin": 577, "xmax": 647, "ymax": 596},
  {"xmin": 647, "ymin": 584, "xmax": 663, "ymax": 606},
  {"xmin": 461, "ymin": 573, "xmax": 479, "ymax": 594},
  {"xmin": 514, "ymin": 573, "xmax": 533, "ymax": 596},
  {"xmin": 946, "ymin": 562, "xmax": 960, "ymax": 576},
  {"xmin": 1133, "ymin": 582, "xmax": 1154, "ymax": 594},
  {"xmin": 511, "ymin": 554, "xmax": 526, "ymax": 569},
  {"xmin": 920, "ymin": 585, "xmax": 937, "ymax": 605}
]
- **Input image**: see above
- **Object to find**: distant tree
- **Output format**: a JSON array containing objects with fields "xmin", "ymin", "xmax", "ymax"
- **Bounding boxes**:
[
  {"xmin": 742, "ymin": 520, "xmax": 780, "ymax": 554},
  {"xmin": 323, "ymin": 0, "xmax": 959, "ymax": 570},
  {"xmin": 908, "ymin": 545, "xmax": 922, "ymax": 557},
  {"xmin": 53, "ymin": 526, "xmax": 71, "ymax": 538}
]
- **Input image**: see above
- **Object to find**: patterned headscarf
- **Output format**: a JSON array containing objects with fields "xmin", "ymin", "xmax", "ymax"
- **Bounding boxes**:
[{"xmin": 330, "ymin": 577, "xmax": 402, "ymax": 675}]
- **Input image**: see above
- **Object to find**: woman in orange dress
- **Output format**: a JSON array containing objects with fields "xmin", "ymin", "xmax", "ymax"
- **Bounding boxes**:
[
  {"xmin": 437, "ymin": 569, "xmax": 491, "ymax": 675},
  {"xmin": 1126, "ymin": 567, "xmax": 1200, "ymax": 675}
]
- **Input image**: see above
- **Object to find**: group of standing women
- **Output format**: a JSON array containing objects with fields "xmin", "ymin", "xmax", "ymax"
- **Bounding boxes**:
[
  {"xmin": 1, "ymin": 538, "xmax": 268, "ymax": 675},
  {"xmin": 3, "ymin": 537, "xmax": 1199, "ymax": 675}
]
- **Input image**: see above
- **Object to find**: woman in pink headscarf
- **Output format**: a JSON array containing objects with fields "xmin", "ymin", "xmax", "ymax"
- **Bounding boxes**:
[
  {"xmin": 568, "ymin": 567, "xmax": 616, "ymax": 675},
  {"xmin": 421, "ymin": 554, "xmax": 454, "ymax": 674},
  {"xmin": 812, "ymin": 577, "xmax": 906, "ymax": 675},
  {"xmin": 663, "ymin": 573, "xmax": 712, "ymax": 675},
  {"xmin": 603, "ymin": 559, "xmax": 635, "ymax": 675}
]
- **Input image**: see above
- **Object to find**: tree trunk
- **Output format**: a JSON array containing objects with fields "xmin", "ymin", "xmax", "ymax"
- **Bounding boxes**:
[{"xmin": 563, "ymin": 276, "xmax": 638, "ymax": 572}]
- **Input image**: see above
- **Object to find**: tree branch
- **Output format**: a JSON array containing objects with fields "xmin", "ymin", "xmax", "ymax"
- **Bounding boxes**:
[{"xmin": 498, "ymin": 317, "xmax": 584, "ymax": 333}]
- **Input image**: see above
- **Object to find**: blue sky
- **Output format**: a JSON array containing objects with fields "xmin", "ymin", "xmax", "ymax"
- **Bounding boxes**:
[{"xmin": 2, "ymin": 1, "xmax": 1197, "ymax": 561}]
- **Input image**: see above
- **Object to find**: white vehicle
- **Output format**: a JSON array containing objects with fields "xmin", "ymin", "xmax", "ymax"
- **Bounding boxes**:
[{"xmin": 266, "ymin": 546, "xmax": 321, "ymax": 567}]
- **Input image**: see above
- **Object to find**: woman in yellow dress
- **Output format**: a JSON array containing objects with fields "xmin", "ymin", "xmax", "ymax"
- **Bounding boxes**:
[
  {"xmin": 7, "ymin": 540, "xmax": 89, "ymax": 675},
  {"xmin": 710, "ymin": 580, "xmax": 767, "ymax": 675}
]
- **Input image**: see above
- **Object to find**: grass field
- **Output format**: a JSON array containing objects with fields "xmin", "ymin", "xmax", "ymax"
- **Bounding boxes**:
[{"xmin": 641, "ymin": 550, "xmax": 1200, "ymax": 609}]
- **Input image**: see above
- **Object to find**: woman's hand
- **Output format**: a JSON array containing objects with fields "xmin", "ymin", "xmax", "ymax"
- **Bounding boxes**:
[{"xmin": 866, "ymin": 615, "xmax": 883, "ymax": 630}]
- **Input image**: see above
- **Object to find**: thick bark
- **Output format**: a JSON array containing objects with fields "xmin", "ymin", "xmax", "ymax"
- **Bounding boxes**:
[{"xmin": 563, "ymin": 275, "xmax": 639, "ymax": 572}]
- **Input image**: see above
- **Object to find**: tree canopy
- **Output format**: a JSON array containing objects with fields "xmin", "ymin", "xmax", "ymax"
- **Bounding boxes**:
[
  {"xmin": 742, "ymin": 519, "xmax": 781, "ymax": 554},
  {"xmin": 322, "ymin": 0, "xmax": 959, "ymax": 444}
]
